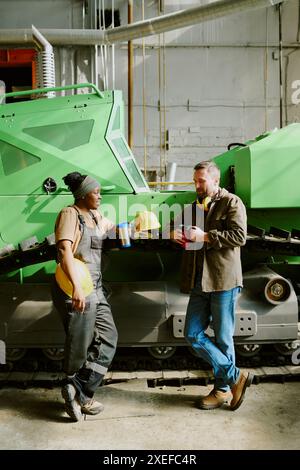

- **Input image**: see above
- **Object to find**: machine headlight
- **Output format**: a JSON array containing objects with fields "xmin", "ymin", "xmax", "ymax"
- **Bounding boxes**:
[{"xmin": 264, "ymin": 278, "xmax": 291, "ymax": 304}]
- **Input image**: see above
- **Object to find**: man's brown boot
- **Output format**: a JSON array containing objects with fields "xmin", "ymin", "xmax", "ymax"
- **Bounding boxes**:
[
  {"xmin": 198, "ymin": 389, "xmax": 231, "ymax": 410},
  {"xmin": 230, "ymin": 371, "xmax": 253, "ymax": 411}
]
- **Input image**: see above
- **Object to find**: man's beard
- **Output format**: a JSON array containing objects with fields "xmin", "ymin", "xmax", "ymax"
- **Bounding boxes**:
[
  {"xmin": 197, "ymin": 187, "xmax": 219, "ymax": 201},
  {"xmin": 197, "ymin": 191, "xmax": 207, "ymax": 200}
]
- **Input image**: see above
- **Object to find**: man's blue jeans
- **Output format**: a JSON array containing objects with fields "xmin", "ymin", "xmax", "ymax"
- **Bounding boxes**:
[{"xmin": 185, "ymin": 279, "xmax": 240, "ymax": 391}]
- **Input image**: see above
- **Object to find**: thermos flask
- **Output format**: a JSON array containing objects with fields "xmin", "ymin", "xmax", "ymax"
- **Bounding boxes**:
[{"xmin": 118, "ymin": 222, "xmax": 131, "ymax": 248}]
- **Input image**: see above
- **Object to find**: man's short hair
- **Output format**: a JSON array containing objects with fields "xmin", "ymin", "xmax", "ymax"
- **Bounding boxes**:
[{"xmin": 193, "ymin": 160, "xmax": 220, "ymax": 179}]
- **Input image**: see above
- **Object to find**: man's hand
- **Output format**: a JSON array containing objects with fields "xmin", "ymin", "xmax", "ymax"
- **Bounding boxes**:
[{"xmin": 189, "ymin": 226, "xmax": 209, "ymax": 243}]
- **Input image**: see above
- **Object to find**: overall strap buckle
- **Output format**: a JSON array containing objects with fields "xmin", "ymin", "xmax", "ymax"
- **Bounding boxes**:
[
  {"xmin": 89, "ymin": 210, "xmax": 99, "ymax": 227},
  {"xmin": 71, "ymin": 205, "xmax": 86, "ymax": 234}
]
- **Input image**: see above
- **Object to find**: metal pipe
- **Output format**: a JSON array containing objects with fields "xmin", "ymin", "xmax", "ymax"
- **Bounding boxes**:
[
  {"xmin": 278, "ymin": 2, "xmax": 283, "ymax": 128},
  {"xmin": 32, "ymin": 25, "xmax": 55, "ymax": 97},
  {"xmin": 264, "ymin": 7, "xmax": 269, "ymax": 131},
  {"xmin": 162, "ymin": 11, "xmax": 167, "ymax": 181},
  {"xmin": 142, "ymin": 0, "xmax": 148, "ymax": 179},
  {"xmin": 82, "ymin": 0, "xmax": 86, "ymax": 29},
  {"xmin": 166, "ymin": 162, "xmax": 177, "ymax": 191},
  {"xmin": 148, "ymin": 181, "xmax": 192, "ymax": 186},
  {"xmin": 98, "ymin": 0, "xmax": 106, "ymax": 89},
  {"xmin": 94, "ymin": 0, "xmax": 98, "ymax": 88},
  {"xmin": 284, "ymin": 48, "xmax": 298, "ymax": 125},
  {"xmin": 32, "ymin": 24, "xmax": 52, "ymax": 53},
  {"xmin": 107, "ymin": 0, "xmax": 284, "ymax": 44},
  {"xmin": 297, "ymin": 0, "xmax": 300, "ymax": 42},
  {"xmin": 112, "ymin": 0, "xmax": 115, "ymax": 89},
  {"xmin": 0, "ymin": 0, "xmax": 286, "ymax": 46},
  {"xmin": 89, "ymin": 0, "xmax": 96, "ymax": 86},
  {"xmin": 158, "ymin": 0, "xmax": 167, "ymax": 182},
  {"xmin": 3, "ymin": 83, "xmax": 104, "ymax": 99},
  {"xmin": 158, "ymin": 4, "xmax": 162, "ymax": 181},
  {"xmin": 102, "ymin": 0, "xmax": 109, "ymax": 89},
  {"xmin": 124, "ymin": 42, "xmax": 300, "ymax": 49},
  {"xmin": 128, "ymin": 0, "xmax": 134, "ymax": 148}
]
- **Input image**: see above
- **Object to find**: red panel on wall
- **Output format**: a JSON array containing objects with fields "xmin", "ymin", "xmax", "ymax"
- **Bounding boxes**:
[{"xmin": 0, "ymin": 49, "xmax": 36, "ymax": 66}]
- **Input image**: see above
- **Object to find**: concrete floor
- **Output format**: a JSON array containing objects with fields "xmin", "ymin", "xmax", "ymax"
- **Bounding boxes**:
[{"xmin": 0, "ymin": 380, "xmax": 299, "ymax": 450}]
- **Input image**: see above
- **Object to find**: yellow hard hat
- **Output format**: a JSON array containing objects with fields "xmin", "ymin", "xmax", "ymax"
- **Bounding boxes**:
[
  {"xmin": 55, "ymin": 258, "xmax": 94, "ymax": 297},
  {"xmin": 134, "ymin": 211, "xmax": 161, "ymax": 231}
]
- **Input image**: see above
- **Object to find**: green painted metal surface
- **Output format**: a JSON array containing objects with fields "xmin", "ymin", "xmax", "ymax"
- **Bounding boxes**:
[
  {"xmin": 0, "ymin": 84, "xmax": 195, "ymax": 282},
  {"xmin": 0, "ymin": 85, "xmax": 299, "ymax": 351},
  {"xmin": 0, "ymin": 84, "xmax": 300, "ymax": 282},
  {"xmin": 0, "ymin": 86, "xmax": 148, "ymax": 196},
  {"xmin": 214, "ymin": 125, "xmax": 300, "ymax": 209}
]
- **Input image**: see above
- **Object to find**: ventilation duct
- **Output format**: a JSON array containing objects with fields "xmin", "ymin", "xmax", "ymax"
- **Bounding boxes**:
[
  {"xmin": 0, "ymin": 1, "xmax": 287, "ymax": 46},
  {"xmin": 32, "ymin": 25, "xmax": 55, "ymax": 97}
]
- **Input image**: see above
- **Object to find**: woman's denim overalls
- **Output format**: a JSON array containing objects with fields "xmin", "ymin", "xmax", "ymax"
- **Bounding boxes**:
[{"xmin": 52, "ymin": 207, "xmax": 118, "ymax": 405}]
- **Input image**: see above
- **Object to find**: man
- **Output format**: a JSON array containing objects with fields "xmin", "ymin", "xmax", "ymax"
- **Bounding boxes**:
[{"xmin": 174, "ymin": 160, "xmax": 252, "ymax": 411}]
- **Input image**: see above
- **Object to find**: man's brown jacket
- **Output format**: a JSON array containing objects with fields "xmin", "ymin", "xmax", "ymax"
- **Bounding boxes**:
[{"xmin": 180, "ymin": 188, "xmax": 247, "ymax": 293}]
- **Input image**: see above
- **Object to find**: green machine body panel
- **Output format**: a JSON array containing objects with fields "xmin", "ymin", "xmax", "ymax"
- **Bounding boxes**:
[
  {"xmin": 0, "ymin": 84, "xmax": 195, "ymax": 259},
  {"xmin": 0, "ymin": 88, "xmax": 148, "ymax": 196},
  {"xmin": 214, "ymin": 126, "xmax": 300, "ymax": 235},
  {"xmin": 215, "ymin": 124, "xmax": 300, "ymax": 209}
]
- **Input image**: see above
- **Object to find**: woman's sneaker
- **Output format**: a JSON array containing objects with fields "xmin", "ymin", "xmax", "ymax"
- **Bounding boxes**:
[
  {"xmin": 61, "ymin": 383, "xmax": 82, "ymax": 422},
  {"xmin": 81, "ymin": 399, "xmax": 104, "ymax": 415}
]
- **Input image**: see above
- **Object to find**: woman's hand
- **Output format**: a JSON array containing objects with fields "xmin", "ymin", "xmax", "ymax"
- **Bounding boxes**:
[
  {"xmin": 72, "ymin": 286, "xmax": 85, "ymax": 313},
  {"xmin": 173, "ymin": 228, "xmax": 186, "ymax": 246},
  {"xmin": 57, "ymin": 240, "xmax": 87, "ymax": 314}
]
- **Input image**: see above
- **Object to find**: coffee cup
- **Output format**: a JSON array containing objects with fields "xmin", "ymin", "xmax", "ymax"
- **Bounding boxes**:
[{"xmin": 118, "ymin": 222, "xmax": 131, "ymax": 248}]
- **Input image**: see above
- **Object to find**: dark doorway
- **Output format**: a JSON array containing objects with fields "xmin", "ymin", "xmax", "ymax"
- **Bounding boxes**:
[
  {"xmin": 96, "ymin": 9, "xmax": 121, "ymax": 29},
  {"xmin": 0, "ymin": 66, "xmax": 32, "ymax": 103}
]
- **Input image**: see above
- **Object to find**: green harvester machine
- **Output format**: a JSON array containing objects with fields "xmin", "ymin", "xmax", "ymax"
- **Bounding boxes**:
[{"xmin": 0, "ymin": 84, "xmax": 299, "ymax": 366}]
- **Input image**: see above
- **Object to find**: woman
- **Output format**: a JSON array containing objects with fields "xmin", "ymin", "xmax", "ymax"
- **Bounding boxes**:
[{"xmin": 52, "ymin": 172, "xmax": 118, "ymax": 421}]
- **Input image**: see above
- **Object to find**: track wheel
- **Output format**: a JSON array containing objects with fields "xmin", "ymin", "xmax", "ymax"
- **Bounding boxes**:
[
  {"xmin": 148, "ymin": 346, "xmax": 177, "ymax": 359},
  {"xmin": 6, "ymin": 348, "xmax": 27, "ymax": 361},
  {"xmin": 274, "ymin": 342, "xmax": 299, "ymax": 356},
  {"xmin": 235, "ymin": 344, "xmax": 262, "ymax": 358},
  {"xmin": 42, "ymin": 348, "xmax": 65, "ymax": 361},
  {"xmin": 188, "ymin": 347, "xmax": 199, "ymax": 358}
]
